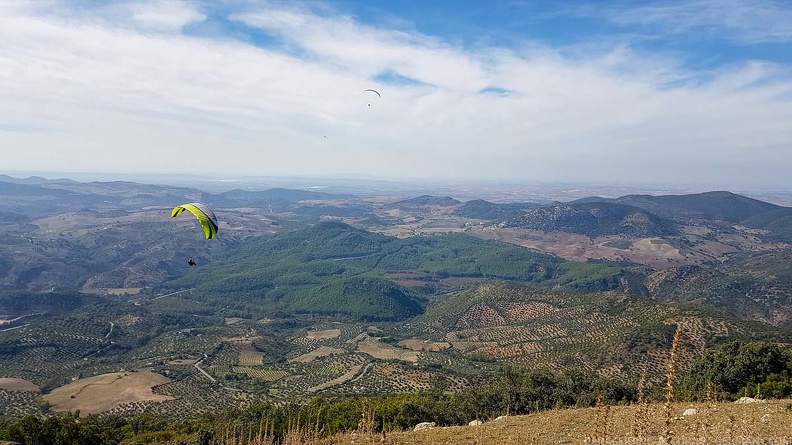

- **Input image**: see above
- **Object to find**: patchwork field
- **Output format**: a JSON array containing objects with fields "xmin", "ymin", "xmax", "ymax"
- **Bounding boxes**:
[
  {"xmin": 238, "ymin": 350, "xmax": 264, "ymax": 366},
  {"xmin": 291, "ymin": 346, "xmax": 345, "ymax": 363},
  {"xmin": 465, "ymin": 225, "xmax": 787, "ymax": 268},
  {"xmin": 356, "ymin": 336, "xmax": 420, "ymax": 363},
  {"xmin": 397, "ymin": 339, "xmax": 451, "ymax": 352},
  {"xmin": 308, "ymin": 363, "xmax": 366, "ymax": 392}
]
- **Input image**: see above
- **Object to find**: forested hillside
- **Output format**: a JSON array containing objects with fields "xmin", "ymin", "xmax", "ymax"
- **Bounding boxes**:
[{"xmin": 161, "ymin": 222, "xmax": 631, "ymax": 319}]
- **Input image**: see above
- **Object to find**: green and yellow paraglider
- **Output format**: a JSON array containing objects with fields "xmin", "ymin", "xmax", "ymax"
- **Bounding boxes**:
[{"xmin": 171, "ymin": 203, "xmax": 218, "ymax": 240}]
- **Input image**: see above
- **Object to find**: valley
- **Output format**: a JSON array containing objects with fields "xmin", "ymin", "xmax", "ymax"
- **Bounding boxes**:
[{"xmin": 1, "ymin": 175, "xmax": 792, "ymax": 426}]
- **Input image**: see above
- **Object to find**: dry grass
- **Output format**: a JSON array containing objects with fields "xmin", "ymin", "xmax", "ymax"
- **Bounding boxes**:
[
  {"xmin": 663, "ymin": 326, "xmax": 684, "ymax": 444},
  {"xmin": 217, "ymin": 399, "xmax": 792, "ymax": 445}
]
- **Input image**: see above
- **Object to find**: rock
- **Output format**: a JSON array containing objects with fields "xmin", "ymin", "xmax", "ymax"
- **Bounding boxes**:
[
  {"xmin": 468, "ymin": 420, "xmax": 483, "ymax": 426},
  {"xmin": 413, "ymin": 422, "xmax": 436, "ymax": 431},
  {"xmin": 494, "ymin": 415, "xmax": 508, "ymax": 421},
  {"xmin": 682, "ymin": 408, "xmax": 700, "ymax": 416},
  {"xmin": 734, "ymin": 397, "xmax": 762, "ymax": 404}
]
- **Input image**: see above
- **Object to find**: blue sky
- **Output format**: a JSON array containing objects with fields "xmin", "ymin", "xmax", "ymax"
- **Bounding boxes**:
[{"xmin": 1, "ymin": 0, "xmax": 792, "ymax": 188}]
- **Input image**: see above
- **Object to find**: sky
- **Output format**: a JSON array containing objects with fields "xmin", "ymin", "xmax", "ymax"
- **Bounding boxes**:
[{"xmin": 1, "ymin": 0, "xmax": 792, "ymax": 188}]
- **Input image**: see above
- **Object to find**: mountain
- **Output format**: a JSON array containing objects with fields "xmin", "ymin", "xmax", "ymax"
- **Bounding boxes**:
[
  {"xmin": 0, "ymin": 182, "xmax": 87, "ymax": 217},
  {"xmin": 504, "ymin": 201, "xmax": 678, "ymax": 237},
  {"xmin": 392, "ymin": 195, "xmax": 461, "ymax": 208},
  {"xmin": 0, "ymin": 174, "xmax": 77, "ymax": 185},
  {"xmin": 452, "ymin": 199, "xmax": 539, "ymax": 220},
  {"xmin": 0, "ymin": 179, "xmax": 359, "ymax": 219},
  {"xmin": 0, "ymin": 181, "xmax": 77, "ymax": 197},
  {"xmin": 578, "ymin": 191, "xmax": 781, "ymax": 222},
  {"xmin": 0, "ymin": 211, "xmax": 29, "ymax": 223}
]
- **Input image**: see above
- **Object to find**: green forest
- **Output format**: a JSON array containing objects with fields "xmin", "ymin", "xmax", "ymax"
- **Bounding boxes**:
[{"xmin": 160, "ymin": 222, "xmax": 628, "ymax": 320}]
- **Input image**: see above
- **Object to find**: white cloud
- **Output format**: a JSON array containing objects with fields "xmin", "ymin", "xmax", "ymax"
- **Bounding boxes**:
[
  {"xmin": 0, "ymin": 1, "xmax": 791, "ymax": 188},
  {"xmin": 591, "ymin": 0, "xmax": 792, "ymax": 43},
  {"xmin": 233, "ymin": 8, "xmax": 490, "ymax": 91},
  {"xmin": 131, "ymin": 0, "xmax": 206, "ymax": 32}
]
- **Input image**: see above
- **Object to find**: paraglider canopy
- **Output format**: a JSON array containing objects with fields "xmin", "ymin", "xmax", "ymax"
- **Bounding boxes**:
[
  {"xmin": 363, "ymin": 89, "xmax": 381, "ymax": 106},
  {"xmin": 171, "ymin": 203, "xmax": 218, "ymax": 239}
]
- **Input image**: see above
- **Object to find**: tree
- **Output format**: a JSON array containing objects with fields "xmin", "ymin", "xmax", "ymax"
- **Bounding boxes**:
[{"xmin": 685, "ymin": 341, "xmax": 792, "ymax": 395}]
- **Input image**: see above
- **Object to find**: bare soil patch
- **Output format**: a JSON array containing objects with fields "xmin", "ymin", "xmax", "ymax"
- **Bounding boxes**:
[
  {"xmin": 0, "ymin": 377, "xmax": 39, "ymax": 392},
  {"xmin": 290, "ymin": 346, "xmax": 344, "ymax": 363},
  {"xmin": 306, "ymin": 329, "xmax": 341, "ymax": 340},
  {"xmin": 357, "ymin": 338, "xmax": 419, "ymax": 363},
  {"xmin": 44, "ymin": 369, "xmax": 174, "ymax": 415}
]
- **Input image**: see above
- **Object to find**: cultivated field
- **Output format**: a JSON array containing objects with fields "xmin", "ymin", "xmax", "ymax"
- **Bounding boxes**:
[
  {"xmin": 0, "ymin": 378, "xmax": 39, "ymax": 392},
  {"xmin": 306, "ymin": 329, "xmax": 342, "ymax": 340},
  {"xmin": 43, "ymin": 369, "xmax": 174, "ymax": 415},
  {"xmin": 465, "ymin": 225, "xmax": 788, "ymax": 269},
  {"xmin": 397, "ymin": 339, "xmax": 451, "ymax": 352},
  {"xmin": 356, "ymin": 336, "xmax": 420, "ymax": 363},
  {"xmin": 291, "ymin": 346, "xmax": 345, "ymax": 363}
]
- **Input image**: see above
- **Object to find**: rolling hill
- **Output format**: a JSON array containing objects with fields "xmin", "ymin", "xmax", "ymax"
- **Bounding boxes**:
[
  {"xmin": 160, "ymin": 221, "xmax": 634, "ymax": 319},
  {"xmin": 411, "ymin": 280, "xmax": 789, "ymax": 377},
  {"xmin": 578, "ymin": 191, "xmax": 782, "ymax": 222},
  {"xmin": 741, "ymin": 207, "xmax": 792, "ymax": 242},
  {"xmin": 504, "ymin": 201, "xmax": 678, "ymax": 237},
  {"xmin": 392, "ymin": 195, "xmax": 461, "ymax": 208},
  {"xmin": 646, "ymin": 249, "xmax": 792, "ymax": 325},
  {"xmin": 452, "ymin": 199, "xmax": 538, "ymax": 220}
]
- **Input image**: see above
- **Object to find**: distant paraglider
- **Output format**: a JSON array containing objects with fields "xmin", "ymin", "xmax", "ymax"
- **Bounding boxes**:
[
  {"xmin": 171, "ymin": 203, "xmax": 219, "ymax": 240},
  {"xmin": 363, "ymin": 89, "xmax": 381, "ymax": 107}
]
